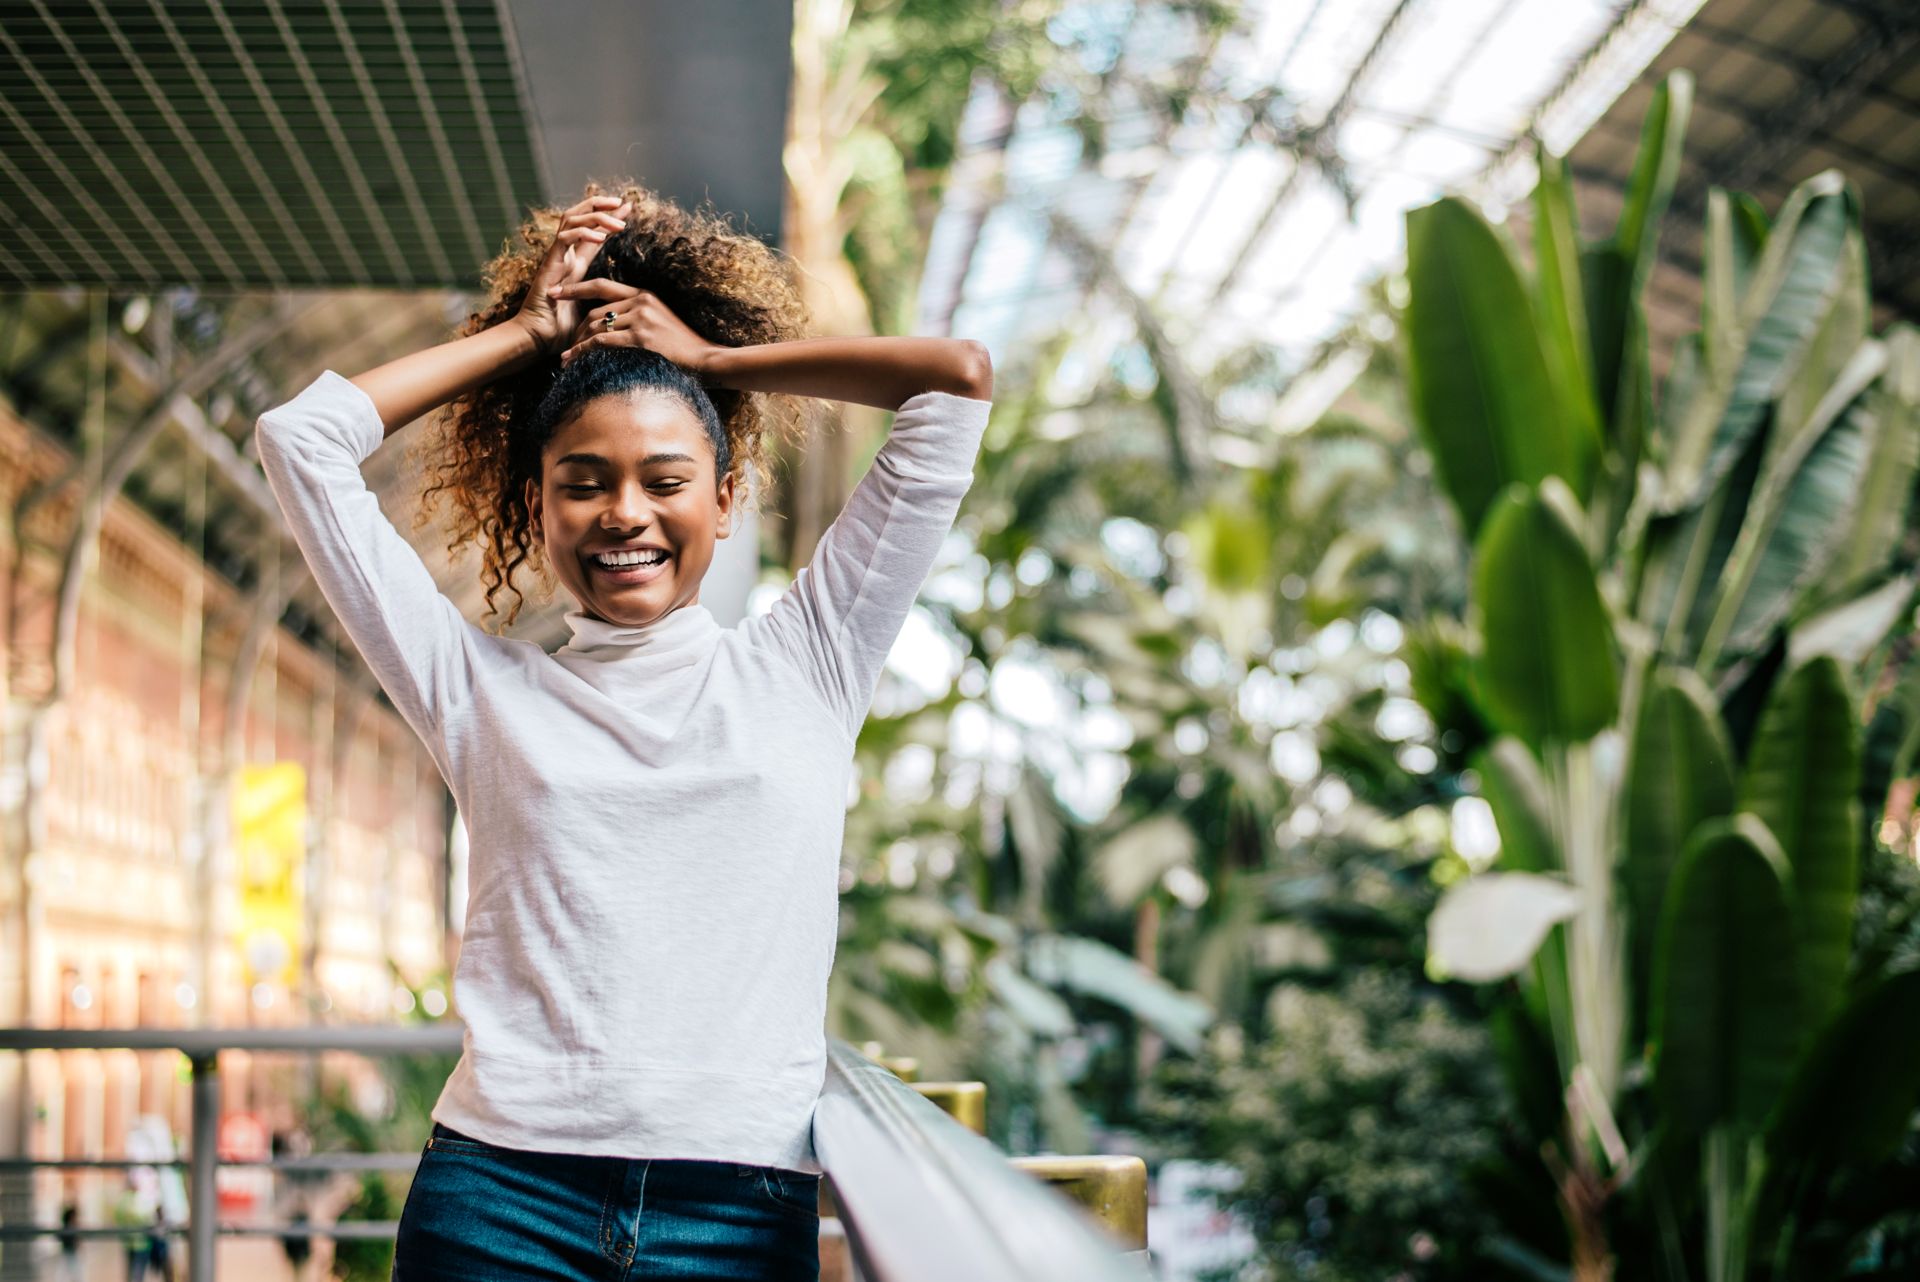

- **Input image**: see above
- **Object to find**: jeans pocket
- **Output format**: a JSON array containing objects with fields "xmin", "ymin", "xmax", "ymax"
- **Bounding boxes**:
[
  {"xmin": 755, "ymin": 1167, "xmax": 821, "ymax": 1218},
  {"xmin": 425, "ymin": 1124, "xmax": 504, "ymax": 1157}
]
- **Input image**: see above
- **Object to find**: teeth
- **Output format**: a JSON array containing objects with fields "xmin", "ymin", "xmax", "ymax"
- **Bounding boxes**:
[{"xmin": 594, "ymin": 549, "xmax": 668, "ymax": 568}]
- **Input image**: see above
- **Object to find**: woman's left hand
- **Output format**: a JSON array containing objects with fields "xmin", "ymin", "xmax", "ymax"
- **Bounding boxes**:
[{"xmin": 550, "ymin": 280, "xmax": 723, "ymax": 375}]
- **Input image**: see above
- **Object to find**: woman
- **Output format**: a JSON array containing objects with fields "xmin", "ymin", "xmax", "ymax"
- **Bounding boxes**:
[{"xmin": 255, "ymin": 187, "xmax": 992, "ymax": 1280}]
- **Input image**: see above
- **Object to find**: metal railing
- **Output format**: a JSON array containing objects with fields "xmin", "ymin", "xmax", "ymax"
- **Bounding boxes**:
[
  {"xmin": 0, "ymin": 1027, "xmax": 1152, "ymax": 1281},
  {"xmin": 0, "ymin": 1025, "xmax": 463, "ymax": 1282}
]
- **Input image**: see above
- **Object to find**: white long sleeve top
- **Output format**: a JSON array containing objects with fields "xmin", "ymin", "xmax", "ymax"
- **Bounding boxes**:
[{"xmin": 255, "ymin": 371, "xmax": 991, "ymax": 1173}]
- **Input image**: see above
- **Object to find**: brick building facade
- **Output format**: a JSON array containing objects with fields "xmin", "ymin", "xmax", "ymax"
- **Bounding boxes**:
[{"xmin": 0, "ymin": 393, "xmax": 451, "ymax": 1189}]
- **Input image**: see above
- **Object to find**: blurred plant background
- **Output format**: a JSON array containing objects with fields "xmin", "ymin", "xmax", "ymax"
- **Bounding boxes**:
[{"xmin": 788, "ymin": 2, "xmax": 1920, "ymax": 1280}]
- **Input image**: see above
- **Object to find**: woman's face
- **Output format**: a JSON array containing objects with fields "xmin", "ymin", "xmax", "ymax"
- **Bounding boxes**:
[{"xmin": 528, "ymin": 391, "xmax": 735, "ymax": 627}]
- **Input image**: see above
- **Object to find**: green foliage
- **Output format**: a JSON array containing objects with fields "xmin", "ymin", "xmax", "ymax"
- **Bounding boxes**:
[
  {"xmin": 1469, "ymin": 483, "xmax": 1620, "ymax": 747},
  {"xmin": 1402, "ymin": 68, "xmax": 1920, "ymax": 1281},
  {"xmin": 1143, "ymin": 971, "xmax": 1503, "ymax": 1281},
  {"xmin": 1403, "ymin": 200, "xmax": 1596, "ymax": 536}
]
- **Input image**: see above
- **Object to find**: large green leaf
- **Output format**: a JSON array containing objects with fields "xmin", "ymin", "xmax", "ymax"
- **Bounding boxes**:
[
  {"xmin": 1026, "ymin": 933, "xmax": 1212, "ymax": 1053},
  {"xmin": 1662, "ymin": 175, "xmax": 1858, "ymax": 511},
  {"xmin": 1585, "ymin": 71, "xmax": 1690, "ymax": 453},
  {"xmin": 1611, "ymin": 70, "xmax": 1693, "ymax": 294},
  {"xmin": 1623, "ymin": 667, "xmax": 1736, "ymax": 1019},
  {"xmin": 1819, "ymin": 323, "xmax": 1920, "ymax": 599},
  {"xmin": 1699, "ymin": 339, "xmax": 1885, "ymax": 664},
  {"xmin": 1471, "ymin": 483, "xmax": 1620, "ymax": 746},
  {"xmin": 1532, "ymin": 144, "xmax": 1602, "ymax": 451},
  {"xmin": 1637, "ymin": 411, "xmax": 1769, "ymax": 663},
  {"xmin": 1763, "ymin": 969, "xmax": 1920, "ymax": 1171},
  {"xmin": 1653, "ymin": 815, "xmax": 1803, "ymax": 1133},
  {"xmin": 1428, "ymin": 871, "xmax": 1581, "ymax": 982},
  {"xmin": 1404, "ymin": 199, "xmax": 1594, "ymax": 535},
  {"xmin": 1738, "ymin": 656, "xmax": 1861, "ymax": 1030},
  {"xmin": 1768, "ymin": 222, "xmax": 1869, "ymax": 476},
  {"xmin": 1092, "ymin": 813, "xmax": 1196, "ymax": 908}
]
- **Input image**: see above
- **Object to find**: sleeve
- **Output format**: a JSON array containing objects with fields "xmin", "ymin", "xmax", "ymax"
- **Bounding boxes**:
[
  {"xmin": 741, "ymin": 390, "xmax": 991, "ymax": 741},
  {"xmin": 253, "ymin": 370, "xmax": 479, "ymax": 765}
]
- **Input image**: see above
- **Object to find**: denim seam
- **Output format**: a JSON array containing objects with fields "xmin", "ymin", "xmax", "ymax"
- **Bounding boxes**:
[
  {"xmin": 598, "ymin": 1163, "xmax": 620, "ymax": 1266},
  {"xmin": 620, "ymin": 1159, "xmax": 651, "ymax": 1281}
]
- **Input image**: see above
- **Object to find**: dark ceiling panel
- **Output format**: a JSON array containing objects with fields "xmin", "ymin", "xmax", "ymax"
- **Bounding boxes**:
[
  {"xmin": 1567, "ymin": 0, "xmax": 1920, "ymax": 369},
  {"xmin": 0, "ymin": 0, "xmax": 547, "ymax": 290}
]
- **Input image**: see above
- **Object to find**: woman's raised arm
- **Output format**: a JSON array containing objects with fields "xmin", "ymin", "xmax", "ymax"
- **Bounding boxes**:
[
  {"xmin": 349, "ymin": 196, "xmax": 633, "ymax": 436},
  {"xmin": 549, "ymin": 278, "xmax": 993, "ymax": 410}
]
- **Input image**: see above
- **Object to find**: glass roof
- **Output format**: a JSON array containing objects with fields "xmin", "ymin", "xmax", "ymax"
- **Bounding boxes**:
[{"xmin": 926, "ymin": 0, "xmax": 1712, "ymax": 407}]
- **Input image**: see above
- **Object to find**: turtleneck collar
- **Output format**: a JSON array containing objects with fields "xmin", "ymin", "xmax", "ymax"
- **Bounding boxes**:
[{"xmin": 557, "ymin": 601, "xmax": 720, "ymax": 658}]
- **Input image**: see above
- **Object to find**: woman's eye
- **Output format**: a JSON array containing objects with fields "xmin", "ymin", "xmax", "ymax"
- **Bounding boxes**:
[
  {"xmin": 653, "ymin": 481, "xmax": 686, "ymax": 493},
  {"xmin": 563, "ymin": 484, "xmax": 600, "ymax": 494}
]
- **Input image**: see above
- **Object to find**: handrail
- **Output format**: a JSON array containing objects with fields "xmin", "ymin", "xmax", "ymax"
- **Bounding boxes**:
[
  {"xmin": 814, "ymin": 1038, "xmax": 1151, "ymax": 1282},
  {"xmin": 0, "ymin": 1024, "xmax": 463, "ymax": 1282},
  {"xmin": 0, "ymin": 1026, "xmax": 465, "ymax": 1055}
]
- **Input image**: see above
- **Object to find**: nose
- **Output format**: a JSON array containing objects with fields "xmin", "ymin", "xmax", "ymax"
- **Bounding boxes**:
[{"xmin": 600, "ymin": 480, "xmax": 654, "ymax": 532}]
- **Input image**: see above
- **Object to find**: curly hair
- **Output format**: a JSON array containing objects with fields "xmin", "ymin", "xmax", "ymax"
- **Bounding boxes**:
[{"xmin": 413, "ymin": 181, "xmax": 811, "ymax": 629}]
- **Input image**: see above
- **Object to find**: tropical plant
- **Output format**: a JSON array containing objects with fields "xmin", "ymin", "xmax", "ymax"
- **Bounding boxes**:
[{"xmin": 1406, "ymin": 69, "xmax": 1920, "ymax": 1279}]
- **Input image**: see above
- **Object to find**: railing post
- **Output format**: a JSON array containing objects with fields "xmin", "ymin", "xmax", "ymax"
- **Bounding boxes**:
[{"xmin": 188, "ymin": 1052, "xmax": 218, "ymax": 1282}]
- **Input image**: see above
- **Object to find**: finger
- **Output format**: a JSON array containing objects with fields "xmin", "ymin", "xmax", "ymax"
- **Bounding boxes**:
[
  {"xmin": 563, "ymin": 195, "xmax": 627, "ymax": 217},
  {"xmin": 561, "ymin": 210, "xmax": 627, "ymax": 234},
  {"xmin": 552, "ymin": 226, "xmax": 610, "ymax": 249},
  {"xmin": 559, "ymin": 333, "xmax": 624, "ymax": 365},
  {"xmin": 550, "ymin": 278, "xmax": 639, "ymax": 301}
]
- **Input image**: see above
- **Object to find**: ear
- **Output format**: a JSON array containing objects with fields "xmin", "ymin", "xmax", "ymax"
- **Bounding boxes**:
[
  {"xmin": 525, "ymin": 474, "xmax": 543, "ymax": 541},
  {"xmin": 714, "ymin": 469, "xmax": 737, "ymax": 540}
]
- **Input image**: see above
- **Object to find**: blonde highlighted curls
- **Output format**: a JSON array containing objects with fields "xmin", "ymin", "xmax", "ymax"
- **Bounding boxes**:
[{"xmin": 412, "ymin": 182, "xmax": 811, "ymax": 629}]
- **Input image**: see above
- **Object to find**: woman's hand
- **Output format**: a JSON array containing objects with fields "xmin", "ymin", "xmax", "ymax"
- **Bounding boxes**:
[
  {"xmin": 550, "ymin": 281, "xmax": 723, "ymax": 374},
  {"xmin": 509, "ymin": 196, "xmax": 632, "ymax": 356}
]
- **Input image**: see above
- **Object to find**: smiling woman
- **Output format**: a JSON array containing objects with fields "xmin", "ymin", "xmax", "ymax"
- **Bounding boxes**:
[
  {"xmin": 523, "ymin": 348, "xmax": 739, "ymax": 628},
  {"xmin": 251, "ymin": 181, "xmax": 991, "ymax": 1281}
]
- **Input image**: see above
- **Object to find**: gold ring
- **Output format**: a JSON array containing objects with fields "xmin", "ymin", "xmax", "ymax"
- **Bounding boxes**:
[{"xmin": 603, "ymin": 310, "xmax": 616, "ymax": 328}]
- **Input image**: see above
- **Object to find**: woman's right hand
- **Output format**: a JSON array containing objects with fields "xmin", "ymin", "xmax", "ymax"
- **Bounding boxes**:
[{"xmin": 509, "ymin": 195, "xmax": 632, "ymax": 356}]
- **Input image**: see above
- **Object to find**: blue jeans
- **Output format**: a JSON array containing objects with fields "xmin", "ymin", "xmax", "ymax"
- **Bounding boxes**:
[{"xmin": 393, "ymin": 1122, "xmax": 821, "ymax": 1280}]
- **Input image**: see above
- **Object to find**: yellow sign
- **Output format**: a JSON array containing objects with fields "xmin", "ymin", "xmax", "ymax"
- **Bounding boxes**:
[{"xmin": 233, "ymin": 763, "xmax": 305, "ymax": 985}]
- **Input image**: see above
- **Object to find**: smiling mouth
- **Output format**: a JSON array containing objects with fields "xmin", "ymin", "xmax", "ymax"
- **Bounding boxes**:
[{"xmin": 587, "ymin": 549, "xmax": 672, "ymax": 584}]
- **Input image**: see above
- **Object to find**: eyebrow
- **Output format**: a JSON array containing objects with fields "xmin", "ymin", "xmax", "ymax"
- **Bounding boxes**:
[{"xmin": 553, "ymin": 451, "xmax": 700, "ymax": 469}]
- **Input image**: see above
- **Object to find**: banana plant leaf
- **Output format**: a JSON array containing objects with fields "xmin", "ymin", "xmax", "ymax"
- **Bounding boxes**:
[
  {"xmin": 1763, "ymin": 968, "xmax": 1920, "ymax": 1173},
  {"xmin": 1738, "ymin": 655, "xmax": 1861, "ymax": 1031},
  {"xmin": 1788, "ymin": 574, "xmax": 1915, "ymax": 671},
  {"xmin": 1662, "ymin": 174, "xmax": 1858, "ymax": 512},
  {"xmin": 1533, "ymin": 144, "xmax": 1603, "ymax": 453},
  {"xmin": 1092, "ymin": 813, "xmax": 1197, "ymax": 908},
  {"xmin": 1817, "ymin": 324, "xmax": 1920, "ymax": 602},
  {"xmin": 1427, "ymin": 871, "xmax": 1581, "ymax": 982},
  {"xmin": 1470, "ymin": 482, "xmax": 1620, "ymax": 747},
  {"xmin": 1623, "ymin": 667, "xmax": 1736, "ymax": 1023},
  {"xmin": 1404, "ymin": 198, "xmax": 1597, "ymax": 536},
  {"xmin": 1026, "ymin": 932, "xmax": 1213, "ymax": 1054},
  {"xmin": 983, "ymin": 956, "xmax": 1076, "ymax": 1038},
  {"xmin": 1653, "ymin": 815, "xmax": 1803, "ymax": 1134},
  {"xmin": 1768, "ymin": 222, "xmax": 1869, "ymax": 477},
  {"xmin": 1638, "ymin": 397, "xmax": 1767, "ymax": 663},
  {"xmin": 1697, "ymin": 338, "xmax": 1886, "ymax": 665},
  {"xmin": 1588, "ymin": 70, "xmax": 1689, "ymax": 459}
]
